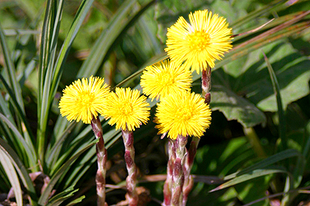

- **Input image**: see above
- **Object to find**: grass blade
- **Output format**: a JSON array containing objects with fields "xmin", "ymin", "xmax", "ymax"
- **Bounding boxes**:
[
  {"xmin": 263, "ymin": 52, "xmax": 287, "ymax": 150},
  {"xmin": 230, "ymin": 0, "xmax": 286, "ymax": 29},
  {"xmin": 46, "ymin": 187, "xmax": 80, "ymax": 206},
  {"xmin": 0, "ymin": 24, "xmax": 24, "ymax": 113},
  {"xmin": 37, "ymin": 0, "xmax": 65, "ymax": 162},
  {"xmin": 211, "ymin": 167, "xmax": 290, "ymax": 192},
  {"xmin": 0, "ymin": 75, "xmax": 36, "ymax": 166},
  {"xmin": 224, "ymin": 149, "xmax": 302, "ymax": 180},
  {"xmin": 48, "ymin": 0, "xmax": 95, "ymax": 145},
  {"xmin": 0, "ymin": 149, "xmax": 23, "ymax": 206},
  {"xmin": 38, "ymin": 140, "xmax": 97, "ymax": 205},
  {"xmin": 0, "ymin": 114, "xmax": 37, "ymax": 168},
  {"xmin": 0, "ymin": 138, "xmax": 37, "ymax": 204}
]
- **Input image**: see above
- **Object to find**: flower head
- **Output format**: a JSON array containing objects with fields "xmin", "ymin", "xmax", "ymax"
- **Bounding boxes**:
[
  {"xmin": 59, "ymin": 76, "xmax": 110, "ymax": 124},
  {"xmin": 155, "ymin": 90, "xmax": 211, "ymax": 140},
  {"xmin": 103, "ymin": 87, "xmax": 150, "ymax": 131},
  {"xmin": 165, "ymin": 9, "xmax": 232, "ymax": 74},
  {"xmin": 140, "ymin": 60, "xmax": 192, "ymax": 100}
]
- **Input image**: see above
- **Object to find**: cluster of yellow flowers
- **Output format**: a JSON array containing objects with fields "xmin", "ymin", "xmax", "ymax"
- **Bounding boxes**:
[
  {"xmin": 141, "ymin": 9, "xmax": 232, "ymax": 139},
  {"xmin": 59, "ymin": 9, "xmax": 232, "ymax": 139},
  {"xmin": 59, "ymin": 76, "xmax": 150, "ymax": 132}
]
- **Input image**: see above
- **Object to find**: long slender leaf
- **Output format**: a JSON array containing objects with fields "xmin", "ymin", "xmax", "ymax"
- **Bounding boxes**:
[
  {"xmin": 0, "ymin": 114, "xmax": 36, "ymax": 168},
  {"xmin": 38, "ymin": 140, "xmax": 97, "ymax": 205},
  {"xmin": 50, "ymin": 0, "xmax": 95, "ymax": 98},
  {"xmin": 66, "ymin": 195, "xmax": 85, "ymax": 206},
  {"xmin": 0, "ymin": 138, "xmax": 37, "ymax": 204},
  {"xmin": 48, "ymin": 0, "xmax": 96, "ymax": 147},
  {"xmin": 0, "ymin": 149, "xmax": 23, "ymax": 206},
  {"xmin": 46, "ymin": 122, "xmax": 76, "ymax": 166},
  {"xmin": 224, "ymin": 149, "xmax": 302, "ymax": 180},
  {"xmin": 230, "ymin": 0, "xmax": 287, "ymax": 29},
  {"xmin": 0, "ymin": 87, "xmax": 14, "ymax": 124},
  {"xmin": 264, "ymin": 52, "xmax": 287, "ymax": 150},
  {"xmin": 37, "ymin": 0, "xmax": 65, "ymax": 162},
  {"xmin": 0, "ymin": 75, "xmax": 37, "ymax": 168},
  {"xmin": 0, "ymin": 24, "xmax": 24, "ymax": 113},
  {"xmin": 211, "ymin": 167, "xmax": 290, "ymax": 192},
  {"xmin": 46, "ymin": 187, "xmax": 80, "ymax": 206}
]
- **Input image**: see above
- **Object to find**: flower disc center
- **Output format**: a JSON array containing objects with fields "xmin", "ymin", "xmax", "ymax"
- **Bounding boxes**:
[
  {"xmin": 120, "ymin": 102, "xmax": 134, "ymax": 116},
  {"xmin": 160, "ymin": 73, "xmax": 175, "ymax": 86},
  {"xmin": 79, "ymin": 92, "xmax": 94, "ymax": 107},
  {"xmin": 187, "ymin": 30, "xmax": 210, "ymax": 51},
  {"xmin": 176, "ymin": 106, "xmax": 193, "ymax": 122}
]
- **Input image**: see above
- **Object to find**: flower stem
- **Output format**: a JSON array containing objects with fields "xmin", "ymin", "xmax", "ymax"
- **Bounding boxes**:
[
  {"xmin": 163, "ymin": 139, "xmax": 176, "ymax": 206},
  {"xmin": 202, "ymin": 65, "xmax": 211, "ymax": 104},
  {"xmin": 182, "ymin": 136, "xmax": 200, "ymax": 206},
  {"xmin": 171, "ymin": 135, "xmax": 187, "ymax": 206},
  {"xmin": 122, "ymin": 129, "xmax": 138, "ymax": 206},
  {"xmin": 91, "ymin": 117, "xmax": 108, "ymax": 206}
]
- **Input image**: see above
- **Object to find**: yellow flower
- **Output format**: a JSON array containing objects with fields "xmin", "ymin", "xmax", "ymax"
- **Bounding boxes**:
[
  {"xmin": 140, "ymin": 60, "xmax": 192, "ymax": 100},
  {"xmin": 165, "ymin": 9, "xmax": 232, "ymax": 74},
  {"xmin": 155, "ymin": 90, "xmax": 211, "ymax": 140},
  {"xmin": 59, "ymin": 76, "xmax": 110, "ymax": 124},
  {"xmin": 103, "ymin": 87, "xmax": 150, "ymax": 131}
]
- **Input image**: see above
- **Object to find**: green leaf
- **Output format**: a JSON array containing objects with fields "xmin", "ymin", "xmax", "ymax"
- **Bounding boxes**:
[
  {"xmin": 264, "ymin": 52, "xmax": 287, "ymax": 151},
  {"xmin": 211, "ymin": 167, "xmax": 287, "ymax": 192},
  {"xmin": 210, "ymin": 85, "xmax": 266, "ymax": 128},
  {"xmin": 38, "ymin": 140, "xmax": 96, "ymax": 205},
  {"xmin": 0, "ymin": 149, "xmax": 23, "ymax": 206},
  {"xmin": 234, "ymin": 175, "xmax": 272, "ymax": 206},
  {"xmin": 0, "ymin": 23, "xmax": 24, "ymax": 113},
  {"xmin": 223, "ymin": 149, "xmax": 302, "ymax": 185},
  {"xmin": 66, "ymin": 195, "xmax": 85, "ymax": 206},
  {"xmin": 234, "ymin": 41, "xmax": 310, "ymax": 112},
  {"xmin": 46, "ymin": 187, "xmax": 80, "ymax": 206},
  {"xmin": 0, "ymin": 138, "xmax": 37, "ymax": 204},
  {"xmin": 0, "ymin": 114, "xmax": 36, "ymax": 165},
  {"xmin": 37, "ymin": 0, "xmax": 65, "ymax": 162},
  {"xmin": 50, "ymin": 0, "xmax": 96, "ymax": 107}
]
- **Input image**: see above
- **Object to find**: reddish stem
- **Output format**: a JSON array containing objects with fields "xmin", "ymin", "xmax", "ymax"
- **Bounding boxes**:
[
  {"xmin": 182, "ymin": 137, "xmax": 200, "ymax": 206},
  {"xmin": 122, "ymin": 130, "xmax": 138, "ymax": 206},
  {"xmin": 201, "ymin": 65, "xmax": 211, "ymax": 104},
  {"xmin": 91, "ymin": 117, "xmax": 108, "ymax": 206}
]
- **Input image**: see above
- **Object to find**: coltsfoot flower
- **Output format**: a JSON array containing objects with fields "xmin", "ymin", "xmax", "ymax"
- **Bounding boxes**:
[
  {"xmin": 140, "ymin": 60, "xmax": 192, "ymax": 100},
  {"xmin": 165, "ymin": 9, "xmax": 232, "ymax": 74},
  {"xmin": 155, "ymin": 90, "xmax": 212, "ymax": 140},
  {"xmin": 103, "ymin": 87, "xmax": 150, "ymax": 131},
  {"xmin": 59, "ymin": 76, "xmax": 110, "ymax": 124}
]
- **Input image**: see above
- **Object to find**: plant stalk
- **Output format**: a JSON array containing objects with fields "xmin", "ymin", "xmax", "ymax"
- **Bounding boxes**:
[
  {"xmin": 122, "ymin": 129, "xmax": 138, "ymax": 206},
  {"xmin": 163, "ymin": 139, "xmax": 176, "ymax": 206},
  {"xmin": 91, "ymin": 117, "xmax": 108, "ymax": 206},
  {"xmin": 202, "ymin": 65, "xmax": 211, "ymax": 104},
  {"xmin": 182, "ymin": 136, "xmax": 200, "ymax": 206},
  {"xmin": 171, "ymin": 135, "xmax": 187, "ymax": 206}
]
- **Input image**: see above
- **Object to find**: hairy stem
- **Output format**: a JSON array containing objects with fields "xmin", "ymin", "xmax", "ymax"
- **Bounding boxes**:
[
  {"xmin": 91, "ymin": 117, "xmax": 108, "ymax": 206},
  {"xmin": 182, "ymin": 136, "xmax": 200, "ymax": 206},
  {"xmin": 202, "ymin": 65, "xmax": 211, "ymax": 104},
  {"xmin": 171, "ymin": 135, "xmax": 187, "ymax": 206},
  {"xmin": 163, "ymin": 139, "xmax": 176, "ymax": 206},
  {"xmin": 122, "ymin": 129, "xmax": 138, "ymax": 206}
]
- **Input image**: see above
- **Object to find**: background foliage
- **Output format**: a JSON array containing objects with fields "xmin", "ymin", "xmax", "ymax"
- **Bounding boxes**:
[{"xmin": 0, "ymin": 0, "xmax": 310, "ymax": 205}]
